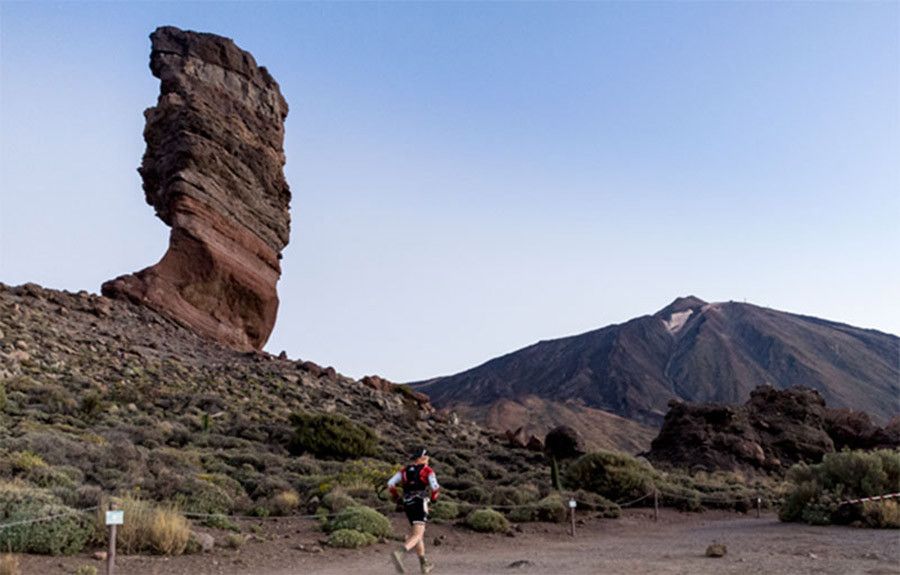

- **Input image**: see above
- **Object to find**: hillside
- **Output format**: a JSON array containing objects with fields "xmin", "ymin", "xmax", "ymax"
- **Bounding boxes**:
[
  {"xmin": 0, "ymin": 283, "xmax": 544, "ymax": 516},
  {"xmin": 413, "ymin": 297, "xmax": 899, "ymax": 449}
]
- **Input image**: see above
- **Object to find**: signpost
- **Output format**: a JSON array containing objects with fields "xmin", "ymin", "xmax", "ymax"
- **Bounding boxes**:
[
  {"xmin": 568, "ymin": 498, "xmax": 577, "ymax": 537},
  {"xmin": 106, "ymin": 503, "xmax": 123, "ymax": 575}
]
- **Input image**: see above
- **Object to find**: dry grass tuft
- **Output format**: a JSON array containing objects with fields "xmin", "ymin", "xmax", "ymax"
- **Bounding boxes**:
[{"xmin": 0, "ymin": 554, "xmax": 20, "ymax": 575}]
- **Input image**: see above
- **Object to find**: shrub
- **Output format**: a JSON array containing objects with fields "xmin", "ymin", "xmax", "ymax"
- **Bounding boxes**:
[
  {"xmin": 224, "ymin": 533, "xmax": 245, "ymax": 549},
  {"xmin": 74, "ymin": 566, "xmax": 98, "ymax": 575},
  {"xmin": 465, "ymin": 508, "xmax": 509, "ymax": 533},
  {"xmin": 507, "ymin": 494, "xmax": 567, "ymax": 523},
  {"xmin": 0, "ymin": 484, "xmax": 92, "ymax": 555},
  {"xmin": 429, "ymin": 499, "xmax": 460, "ymax": 522},
  {"xmin": 570, "ymin": 489, "xmax": 620, "ymax": 518},
  {"xmin": 113, "ymin": 497, "xmax": 191, "ymax": 555},
  {"xmin": 862, "ymin": 500, "xmax": 900, "ymax": 529},
  {"xmin": 565, "ymin": 451, "xmax": 656, "ymax": 502},
  {"xmin": 457, "ymin": 486, "xmax": 489, "ymax": 504},
  {"xmin": 174, "ymin": 476, "xmax": 235, "ymax": 515},
  {"xmin": 327, "ymin": 506, "xmax": 392, "ymax": 537},
  {"xmin": 202, "ymin": 514, "xmax": 239, "ymax": 532},
  {"xmin": 149, "ymin": 507, "xmax": 191, "ymax": 555},
  {"xmin": 269, "ymin": 490, "xmax": 301, "ymax": 516},
  {"xmin": 781, "ymin": 449, "xmax": 900, "ymax": 527},
  {"xmin": 490, "ymin": 485, "xmax": 539, "ymax": 507},
  {"xmin": 328, "ymin": 528, "xmax": 376, "ymax": 548},
  {"xmin": 322, "ymin": 488, "xmax": 357, "ymax": 512},
  {"xmin": 288, "ymin": 412, "xmax": 379, "ymax": 460}
]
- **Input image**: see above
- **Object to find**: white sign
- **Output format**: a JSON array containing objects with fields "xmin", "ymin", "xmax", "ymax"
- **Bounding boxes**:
[
  {"xmin": 568, "ymin": 499, "xmax": 577, "ymax": 509},
  {"xmin": 105, "ymin": 510, "xmax": 124, "ymax": 526}
]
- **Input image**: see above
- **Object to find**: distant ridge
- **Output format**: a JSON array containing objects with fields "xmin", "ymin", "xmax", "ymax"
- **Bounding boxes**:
[{"xmin": 412, "ymin": 298, "xmax": 899, "ymax": 451}]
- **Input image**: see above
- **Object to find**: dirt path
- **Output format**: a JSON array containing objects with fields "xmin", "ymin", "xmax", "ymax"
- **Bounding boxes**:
[{"xmin": 19, "ymin": 510, "xmax": 900, "ymax": 575}]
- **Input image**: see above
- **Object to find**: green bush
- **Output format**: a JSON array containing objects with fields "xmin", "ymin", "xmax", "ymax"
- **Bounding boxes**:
[
  {"xmin": 457, "ymin": 486, "xmax": 489, "ymax": 504},
  {"xmin": 322, "ymin": 488, "xmax": 357, "ymax": 512},
  {"xmin": 201, "ymin": 514, "xmax": 239, "ymax": 532},
  {"xmin": 570, "ymin": 489, "xmax": 620, "ymax": 518},
  {"xmin": 465, "ymin": 508, "xmax": 509, "ymax": 533},
  {"xmin": 565, "ymin": 451, "xmax": 656, "ymax": 502},
  {"xmin": 780, "ymin": 449, "xmax": 900, "ymax": 527},
  {"xmin": 326, "ymin": 505, "xmax": 392, "ymax": 537},
  {"xmin": 0, "ymin": 484, "xmax": 92, "ymax": 555},
  {"xmin": 328, "ymin": 528, "xmax": 377, "ymax": 548},
  {"xmin": 429, "ymin": 499, "xmax": 460, "ymax": 522},
  {"xmin": 490, "ymin": 485, "xmax": 539, "ymax": 507},
  {"xmin": 507, "ymin": 494, "xmax": 567, "ymax": 523},
  {"xmin": 288, "ymin": 412, "xmax": 379, "ymax": 460}
]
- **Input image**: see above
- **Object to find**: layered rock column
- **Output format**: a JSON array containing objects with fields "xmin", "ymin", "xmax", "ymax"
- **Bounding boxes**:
[{"xmin": 103, "ymin": 26, "xmax": 291, "ymax": 350}]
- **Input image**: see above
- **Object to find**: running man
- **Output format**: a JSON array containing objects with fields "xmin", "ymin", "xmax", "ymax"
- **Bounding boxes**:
[{"xmin": 387, "ymin": 447, "xmax": 440, "ymax": 574}]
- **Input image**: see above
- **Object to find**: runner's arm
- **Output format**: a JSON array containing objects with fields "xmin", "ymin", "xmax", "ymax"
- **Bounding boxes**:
[
  {"xmin": 428, "ymin": 471, "xmax": 440, "ymax": 502},
  {"xmin": 387, "ymin": 471, "xmax": 403, "ymax": 500}
]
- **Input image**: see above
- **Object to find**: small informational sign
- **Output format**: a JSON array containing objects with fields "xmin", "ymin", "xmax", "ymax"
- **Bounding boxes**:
[
  {"xmin": 568, "ymin": 499, "xmax": 577, "ymax": 509},
  {"xmin": 106, "ymin": 510, "xmax": 124, "ymax": 526}
]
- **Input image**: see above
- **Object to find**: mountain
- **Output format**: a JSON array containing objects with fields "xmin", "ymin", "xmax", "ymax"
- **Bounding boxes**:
[{"xmin": 412, "ymin": 297, "xmax": 899, "ymax": 451}]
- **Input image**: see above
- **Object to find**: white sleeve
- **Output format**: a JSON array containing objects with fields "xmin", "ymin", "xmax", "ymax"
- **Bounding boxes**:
[
  {"xmin": 387, "ymin": 471, "xmax": 403, "ymax": 488},
  {"xmin": 428, "ymin": 471, "xmax": 440, "ymax": 491}
]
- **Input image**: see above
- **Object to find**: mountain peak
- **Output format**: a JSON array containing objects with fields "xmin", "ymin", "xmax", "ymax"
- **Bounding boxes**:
[{"xmin": 656, "ymin": 296, "xmax": 707, "ymax": 318}]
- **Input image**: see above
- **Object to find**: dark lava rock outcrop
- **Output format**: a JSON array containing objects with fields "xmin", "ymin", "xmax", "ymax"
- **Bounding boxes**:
[
  {"xmin": 646, "ymin": 386, "xmax": 899, "ymax": 474},
  {"xmin": 102, "ymin": 26, "xmax": 290, "ymax": 351}
]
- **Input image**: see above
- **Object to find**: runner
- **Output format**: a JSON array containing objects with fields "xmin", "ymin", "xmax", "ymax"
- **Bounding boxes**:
[{"xmin": 387, "ymin": 447, "xmax": 440, "ymax": 574}]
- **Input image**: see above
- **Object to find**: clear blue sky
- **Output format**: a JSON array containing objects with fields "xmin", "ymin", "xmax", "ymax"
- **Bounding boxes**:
[{"xmin": 1, "ymin": 2, "xmax": 897, "ymax": 382}]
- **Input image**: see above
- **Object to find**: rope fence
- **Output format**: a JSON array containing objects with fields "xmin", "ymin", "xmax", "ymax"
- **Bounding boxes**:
[
  {"xmin": 0, "ymin": 488, "xmax": 766, "ymax": 532},
  {"xmin": 0, "ymin": 505, "xmax": 99, "ymax": 532},
  {"xmin": 839, "ymin": 492, "xmax": 900, "ymax": 506}
]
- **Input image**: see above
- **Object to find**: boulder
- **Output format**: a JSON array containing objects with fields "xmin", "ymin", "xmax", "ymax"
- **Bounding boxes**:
[{"xmin": 102, "ymin": 26, "xmax": 291, "ymax": 351}]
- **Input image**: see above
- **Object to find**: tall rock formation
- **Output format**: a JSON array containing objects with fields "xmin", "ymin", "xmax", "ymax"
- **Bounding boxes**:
[{"xmin": 102, "ymin": 26, "xmax": 291, "ymax": 351}]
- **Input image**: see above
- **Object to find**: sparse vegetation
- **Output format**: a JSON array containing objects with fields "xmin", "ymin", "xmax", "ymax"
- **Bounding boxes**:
[{"xmin": 780, "ymin": 449, "xmax": 900, "ymax": 527}]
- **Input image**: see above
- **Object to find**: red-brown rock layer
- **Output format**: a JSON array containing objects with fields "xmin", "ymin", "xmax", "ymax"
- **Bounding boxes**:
[{"xmin": 102, "ymin": 26, "xmax": 290, "ymax": 351}]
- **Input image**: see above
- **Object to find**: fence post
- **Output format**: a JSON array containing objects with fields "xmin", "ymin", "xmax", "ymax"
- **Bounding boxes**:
[
  {"xmin": 568, "ymin": 498, "xmax": 577, "ymax": 537},
  {"xmin": 653, "ymin": 488, "xmax": 659, "ymax": 522},
  {"xmin": 107, "ymin": 501, "xmax": 118, "ymax": 575}
]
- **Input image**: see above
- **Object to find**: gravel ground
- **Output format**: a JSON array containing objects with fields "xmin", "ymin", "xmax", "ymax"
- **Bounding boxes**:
[{"xmin": 18, "ymin": 509, "xmax": 900, "ymax": 575}]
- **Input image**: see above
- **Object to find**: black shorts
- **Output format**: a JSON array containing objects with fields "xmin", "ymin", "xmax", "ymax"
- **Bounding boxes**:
[{"xmin": 403, "ymin": 497, "xmax": 429, "ymax": 525}]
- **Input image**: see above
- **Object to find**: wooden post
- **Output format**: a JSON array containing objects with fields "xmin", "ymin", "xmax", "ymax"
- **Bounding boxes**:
[
  {"xmin": 107, "ymin": 502, "xmax": 118, "ymax": 575},
  {"xmin": 568, "ymin": 498, "xmax": 576, "ymax": 537},
  {"xmin": 756, "ymin": 496, "xmax": 761, "ymax": 519},
  {"xmin": 653, "ymin": 488, "xmax": 659, "ymax": 522}
]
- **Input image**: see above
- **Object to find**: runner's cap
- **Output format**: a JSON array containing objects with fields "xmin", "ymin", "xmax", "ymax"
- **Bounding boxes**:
[{"xmin": 411, "ymin": 447, "xmax": 429, "ymax": 459}]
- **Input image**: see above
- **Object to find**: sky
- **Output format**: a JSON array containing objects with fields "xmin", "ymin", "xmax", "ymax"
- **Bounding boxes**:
[{"xmin": 1, "ymin": 2, "xmax": 897, "ymax": 382}]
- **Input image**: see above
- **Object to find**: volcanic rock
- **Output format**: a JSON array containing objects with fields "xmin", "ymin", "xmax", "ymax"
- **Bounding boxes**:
[
  {"xmin": 647, "ymin": 386, "xmax": 900, "ymax": 473},
  {"xmin": 102, "ymin": 26, "xmax": 290, "ymax": 351}
]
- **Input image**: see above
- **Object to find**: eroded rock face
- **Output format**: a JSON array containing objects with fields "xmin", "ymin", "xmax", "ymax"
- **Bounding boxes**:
[
  {"xmin": 646, "ymin": 385, "xmax": 899, "ymax": 474},
  {"xmin": 102, "ymin": 26, "xmax": 290, "ymax": 350}
]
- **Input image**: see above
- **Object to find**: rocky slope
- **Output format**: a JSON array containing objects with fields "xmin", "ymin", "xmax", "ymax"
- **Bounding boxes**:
[
  {"xmin": 413, "ymin": 297, "xmax": 899, "ymax": 450},
  {"xmin": 0, "ymin": 283, "xmax": 544, "ymax": 514},
  {"xmin": 646, "ymin": 386, "xmax": 900, "ymax": 474},
  {"xmin": 102, "ymin": 26, "xmax": 291, "ymax": 351}
]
